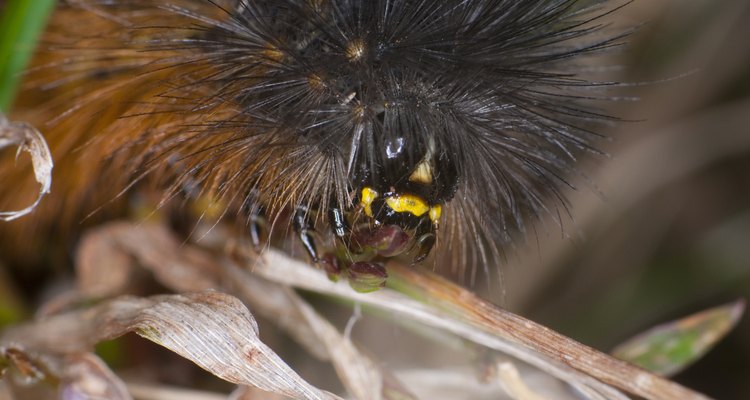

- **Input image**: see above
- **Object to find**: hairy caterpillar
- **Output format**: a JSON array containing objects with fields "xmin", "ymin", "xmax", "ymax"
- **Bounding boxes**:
[{"xmin": 0, "ymin": 0, "xmax": 626, "ymax": 288}]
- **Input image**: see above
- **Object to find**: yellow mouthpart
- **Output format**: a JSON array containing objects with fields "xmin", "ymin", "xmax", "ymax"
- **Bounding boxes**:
[
  {"xmin": 428, "ymin": 204, "xmax": 442, "ymax": 226},
  {"xmin": 361, "ymin": 187, "xmax": 379, "ymax": 217},
  {"xmin": 360, "ymin": 187, "xmax": 442, "ymax": 225},
  {"xmin": 386, "ymin": 194, "xmax": 429, "ymax": 217}
]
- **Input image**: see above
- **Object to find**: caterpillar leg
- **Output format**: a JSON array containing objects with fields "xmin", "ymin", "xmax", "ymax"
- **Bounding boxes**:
[
  {"xmin": 328, "ymin": 206, "xmax": 350, "ymax": 240},
  {"xmin": 249, "ymin": 206, "xmax": 266, "ymax": 250},
  {"xmin": 413, "ymin": 221, "xmax": 437, "ymax": 264},
  {"xmin": 293, "ymin": 206, "xmax": 319, "ymax": 263}
]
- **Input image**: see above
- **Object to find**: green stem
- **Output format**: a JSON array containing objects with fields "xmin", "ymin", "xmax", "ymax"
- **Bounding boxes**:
[{"xmin": 0, "ymin": 0, "xmax": 56, "ymax": 112}]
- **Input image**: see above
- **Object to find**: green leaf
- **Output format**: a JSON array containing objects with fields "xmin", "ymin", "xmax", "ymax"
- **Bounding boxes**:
[
  {"xmin": 612, "ymin": 300, "xmax": 745, "ymax": 376},
  {"xmin": 0, "ymin": 0, "xmax": 57, "ymax": 111}
]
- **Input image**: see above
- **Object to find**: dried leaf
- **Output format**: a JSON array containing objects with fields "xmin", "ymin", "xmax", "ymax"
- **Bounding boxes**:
[
  {"xmin": 395, "ymin": 367, "xmax": 580, "ymax": 400},
  {"xmin": 229, "ymin": 386, "xmax": 291, "ymax": 400},
  {"xmin": 59, "ymin": 221, "xmax": 711, "ymax": 400},
  {"xmin": 2, "ymin": 292, "xmax": 342, "ymax": 400},
  {"xmin": 76, "ymin": 223, "xmax": 221, "ymax": 297},
  {"xmin": 395, "ymin": 368, "xmax": 509, "ymax": 400},
  {"xmin": 74, "ymin": 221, "xmax": 408, "ymax": 400},
  {"xmin": 251, "ymin": 249, "xmax": 711, "ymax": 400},
  {"xmin": 126, "ymin": 382, "xmax": 227, "ymax": 400},
  {"xmin": 0, "ymin": 345, "xmax": 60, "ymax": 400},
  {"xmin": 225, "ymin": 263, "xmax": 416, "ymax": 400},
  {"xmin": 132, "ymin": 292, "xmax": 329, "ymax": 399},
  {"xmin": 61, "ymin": 353, "xmax": 132, "ymax": 400},
  {"xmin": 223, "ymin": 265, "xmax": 330, "ymax": 361},
  {"xmin": 0, "ymin": 114, "xmax": 53, "ymax": 221},
  {"xmin": 612, "ymin": 300, "xmax": 745, "ymax": 376},
  {"xmin": 496, "ymin": 362, "xmax": 547, "ymax": 400},
  {"xmin": 0, "ymin": 346, "xmax": 54, "ymax": 386},
  {"xmin": 75, "ymin": 222, "xmax": 330, "ymax": 362},
  {"xmin": 291, "ymin": 293, "xmax": 384, "ymax": 400},
  {"xmin": 250, "ymin": 251, "xmax": 626, "ymax": 399}
]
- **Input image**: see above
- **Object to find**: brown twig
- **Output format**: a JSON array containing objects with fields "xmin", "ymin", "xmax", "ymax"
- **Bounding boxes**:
[{"xmin": 387, "ymin": 263, "xmax": 710, "ymax": 400}]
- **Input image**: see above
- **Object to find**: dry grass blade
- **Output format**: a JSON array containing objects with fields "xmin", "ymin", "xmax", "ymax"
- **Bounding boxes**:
[
  {"xmin": 224, "ymin": 263, "xmax": 417, "ymax": 400},
  {"xmin": 130, "ymin": 292, "xmax": 339, "ymax": 399},
  {"xmin": 126, "ymin": 383, "xmax": 229, "ymax": 400},
  {"xmin": 76, "ymin": 222, "xmax": 221, "ymax": 297},
  {"xmin": 496, "ymin": 362, "xmax": 548, "ymax": 400},
  {"xmin": 1, "ymin": 346, "xmax": 131, "ymax": 400},
  {"xmin": 229, "ymin": 385, "xmax": 293, "ymax": 400},
  {"xmin": 0, "ymin": 114, "xmax": 52, "ymax": 221},
  {"xmin": 393, "ymin": 366, "xmax": 578, "ymax": 400},
  {"xmin": 290, "ymin": 293, "xmax": 384, "ymax": 400},
  {"xmin": 386, "ymin": 264, "xmax": 713, "ymax": 400},
  {"xmin": 0, "ymin": 345, "xmax": 56, "ymax": 386},
  {"xmin": 223, "ymin": 264, "xmax": 330, "ymax": 361},
  {"xmin": 62, "ymin": 353, "xmax": 132, "ymax": 400},
  {"xmin": 1, "ymin": 292, "xmax": 342, "ymax": 400},
  {"xmin": 251, "ymin": 249, "xmax": 710, "ymax": 400},
  {"xmin": 73, "ymin": 221, "xmax": 416, "ymax": 400}
]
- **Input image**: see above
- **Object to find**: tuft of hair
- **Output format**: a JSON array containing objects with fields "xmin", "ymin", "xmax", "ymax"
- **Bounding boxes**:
[{"xmin": 0, "ymin": 0, "xmax": 628, "ymax": 280}]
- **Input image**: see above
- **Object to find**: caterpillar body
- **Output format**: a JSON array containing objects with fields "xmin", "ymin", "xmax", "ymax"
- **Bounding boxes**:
[{"xmin": 0, "ymin": 0, "xmax": 625, "ymax": 288}]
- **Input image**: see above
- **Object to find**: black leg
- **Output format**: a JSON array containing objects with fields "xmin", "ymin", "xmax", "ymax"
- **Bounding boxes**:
[
  {"xmin": 328, "ymin": 206, "xmax": 350, "ymax": 239},
  {"xmin": 249, "ymin": 206, "xmax": 265, "ymax": 249},
  {"xmin": 293, "ymin": 206, "xmax": 319, "ymax": 262},
  {"xmin": 242, "ymin": 190, "xmax": 266, "ymax": 250},
  {"xmin": 412, "ymin": 219, "xmax": 436, "ymax": 264}
]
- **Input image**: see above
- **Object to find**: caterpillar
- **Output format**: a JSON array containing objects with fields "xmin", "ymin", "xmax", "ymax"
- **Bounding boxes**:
[{"xmin": 0, "ymin": 0, "xmax": 626, "ymax": 288}]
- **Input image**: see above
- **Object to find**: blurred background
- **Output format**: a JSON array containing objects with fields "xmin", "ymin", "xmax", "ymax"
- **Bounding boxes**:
[
  {"xmin": 1, "ymin": 0, "xmax": 750, "ymax": 399},
  {"xmin": 499, "ymin": 1, "xmax": 750, "ymax": 398}
]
